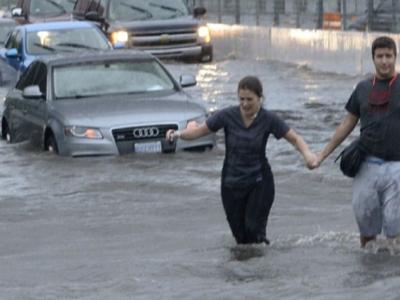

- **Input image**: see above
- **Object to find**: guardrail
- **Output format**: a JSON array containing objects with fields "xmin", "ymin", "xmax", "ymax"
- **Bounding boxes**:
[
  {"xmin": 192, "ymin": 0, "xmax": 399, "ymax": 32},
  {"xmin": 209, "ymin": 23, "xmax": 400, "ymax": 76}
]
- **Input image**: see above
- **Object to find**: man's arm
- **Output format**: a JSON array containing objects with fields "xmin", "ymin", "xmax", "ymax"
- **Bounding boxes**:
[{"xmin": 314, "ymin": 112, "xmax": 359, "ymax": 167}]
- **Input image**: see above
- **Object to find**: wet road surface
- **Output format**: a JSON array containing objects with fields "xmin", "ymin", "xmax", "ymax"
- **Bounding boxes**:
[{"xmin": 1, "ymin": 59, "xmax": 400, "ymax": 300}]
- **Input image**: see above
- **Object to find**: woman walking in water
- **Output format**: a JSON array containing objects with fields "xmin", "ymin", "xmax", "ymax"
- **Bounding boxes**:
[{"xmin": 167, "ymin": 76, "xmax": 316, "ymax": 245}]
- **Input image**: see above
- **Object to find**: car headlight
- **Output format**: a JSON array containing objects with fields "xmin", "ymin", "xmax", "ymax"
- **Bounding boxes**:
[
  {"xmin": 64, "ymin": 126, "xmax": 103, "ymax": 139},
  {"xmin": 197, "ymin": 25, "xmax": 211, "ymax": 44},
  {"xmin": 110, "ymin": 30, "xmax": 129, "ymax": 46}
]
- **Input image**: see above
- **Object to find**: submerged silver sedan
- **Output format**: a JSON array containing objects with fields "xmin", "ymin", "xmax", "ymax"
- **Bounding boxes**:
[{"xmin": 1, "ymin": 50, "xmax": 215, "ymax": 156}]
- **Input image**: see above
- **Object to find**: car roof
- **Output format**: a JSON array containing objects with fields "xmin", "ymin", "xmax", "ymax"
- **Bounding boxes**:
[
  {"xmin": 19, "ymin": 21, "xmax": 96, "ymax": 32},
  {"xmin": 37, "ymin": 50, "xmax": 156, "ymax": 67}
]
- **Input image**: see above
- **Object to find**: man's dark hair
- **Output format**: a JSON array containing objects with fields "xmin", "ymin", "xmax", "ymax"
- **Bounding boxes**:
[
  {"xmin": 237, "ymin": 76, "xmax": 263, "ymax": 98},
  {"xmin": 372, "ymin": 36, "xmax": 397, "ymax": 58}
]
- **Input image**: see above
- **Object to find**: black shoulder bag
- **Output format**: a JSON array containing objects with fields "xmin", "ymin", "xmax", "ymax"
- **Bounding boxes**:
[{"xmin": 334, "ymin": 138, "xmax": 366, "ymax": 178}]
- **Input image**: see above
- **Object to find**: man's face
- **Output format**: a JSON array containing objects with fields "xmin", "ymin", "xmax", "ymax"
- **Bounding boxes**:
[{"xmin": 373, "ymin": 47, "xmax": 396, "ymax": 79}]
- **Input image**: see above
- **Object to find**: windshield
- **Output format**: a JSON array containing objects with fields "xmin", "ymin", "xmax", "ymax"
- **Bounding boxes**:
[
  {"xmin": 53, "ymin": 60, "xmax": 176, "ymax": 99},
  {"xmin": 30, "ymin": 0, "xmax": 75, "ymax": 17},
  {"xmin": 108, "ymin": 0, "xmax": 189, "ymax": 22},
  {"xmin": 27, "ymin": 28, "xmax": 111, "ymax": 54}
]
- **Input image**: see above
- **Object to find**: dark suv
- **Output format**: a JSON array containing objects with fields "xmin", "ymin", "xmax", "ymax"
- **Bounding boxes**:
[
  {"xmin": 11, "ymin": 0, "xmax": 75, "ymax": 24},
  {"xmin": 72, "ymin": 0, "xmax": 213, "ymax": 62}
]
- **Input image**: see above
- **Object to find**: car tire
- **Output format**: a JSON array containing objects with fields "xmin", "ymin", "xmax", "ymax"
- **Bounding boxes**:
[
  {"xmin": 45, "ymin": 133, "xmax": 59, "ymax": 154},
  {"xmin": 1, "ymin": 120, "xmax": 12, "ymax": 143}
]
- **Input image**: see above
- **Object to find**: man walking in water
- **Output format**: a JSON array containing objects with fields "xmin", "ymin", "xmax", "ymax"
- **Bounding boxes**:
[{"xmin": 312, "ymin": 36, "xmax": 400, "ymax": 248}]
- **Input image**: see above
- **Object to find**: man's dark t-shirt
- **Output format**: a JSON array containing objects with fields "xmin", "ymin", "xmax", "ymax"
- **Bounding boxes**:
[
  {"xmin": 206, "ymin": 106, "xmax": 290, "ymax": 187},
  {"xmin": 345, "ymin": 75, "xmax": 400, "ymax": 160}
]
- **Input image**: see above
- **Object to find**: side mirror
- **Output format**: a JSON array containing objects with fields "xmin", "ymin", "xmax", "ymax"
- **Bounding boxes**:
[
  {"xmin": 180, "ymin": 74, "xmax": 196, "ymax": 88},
  {"xmin": 5, "ymin": 48, "xmax": 19, "ymax": 58},
  {"xmin": 23, "ymin": 85, "xmax": 44, "ymax": 99},
  {"xmin": 11, "ymin": 7, "xmax": 22, "ymax": 17},
  {"xmin": 193, "ymin": 7, "xmax": 206, "ymax": 18}
]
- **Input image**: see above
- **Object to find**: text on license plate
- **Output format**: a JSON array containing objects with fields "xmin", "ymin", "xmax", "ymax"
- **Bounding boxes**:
[{"xmin": 134, "ymin": 141, "xmax": 162, "ymax": 153}]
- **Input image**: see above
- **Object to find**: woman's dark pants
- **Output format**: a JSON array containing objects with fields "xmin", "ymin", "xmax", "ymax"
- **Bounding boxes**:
[{"xmin": 221, "ymin": 169, "xmax": 275, "ymax": 244}]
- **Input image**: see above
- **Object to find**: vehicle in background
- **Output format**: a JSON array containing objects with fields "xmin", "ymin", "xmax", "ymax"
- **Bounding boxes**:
[
  {"xmin": 0, "ymin": 21, "xmax": 112, "ymax": 73},
  {"xmin": 73, "ymin": 0, "xmax": 213, "ymax": 62},
  {"xmin": 0, "ymin": 18, "xmax": 17, "ymax": 46},
  {"xmin": 1, "ymin": 50, "xmax": 215, "ymax": 156},
  {"xmin": 11, "ymin": 0, "xmax": 75, "ymax": 24},
  {"xmin": 348, "ymin": 0, "xmax": 400, "ymax": 32}
]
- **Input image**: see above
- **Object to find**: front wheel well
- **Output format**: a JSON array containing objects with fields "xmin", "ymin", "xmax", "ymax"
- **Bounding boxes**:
[
  {"xmin": 43, "ymin": 127, "xmax": 58, "ymax": 154},
  {"xmin": 1, "ymin": 118, "xmax": 9, "ymax": 140}
]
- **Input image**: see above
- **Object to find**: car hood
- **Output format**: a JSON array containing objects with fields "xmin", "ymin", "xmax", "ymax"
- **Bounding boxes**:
[
  {"xmin": 50, "ymin": 93, "xmax": 206, "ymax": 127},
  {"xmin": 109, "ymin": 16, "xmax": 200, "ymax": 32}
]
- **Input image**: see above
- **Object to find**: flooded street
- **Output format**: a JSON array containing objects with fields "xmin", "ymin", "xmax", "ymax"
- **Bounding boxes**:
[{"xmin": 1, "ymin": 59, "xmax": 400, "ymax": 300}]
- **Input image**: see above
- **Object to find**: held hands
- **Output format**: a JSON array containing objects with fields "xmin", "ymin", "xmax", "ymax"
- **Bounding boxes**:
[{"xmin": 305, "ymin": 151, "xmax": 324, "ymax": 170}]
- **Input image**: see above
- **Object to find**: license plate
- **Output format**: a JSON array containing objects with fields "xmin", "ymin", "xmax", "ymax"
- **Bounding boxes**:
[{"xmin": 134, "ymin": 141, "xmax": 162, "ymax": 153}]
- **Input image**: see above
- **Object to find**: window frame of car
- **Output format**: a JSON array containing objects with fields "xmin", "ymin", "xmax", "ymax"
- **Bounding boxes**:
[
  {"xmin": 16, "ymin": 61, "xmax": 48, "ymax": 99},
  {"xmin": 5, "ymin": 28, "xmax": 23, "ymax": 54}
]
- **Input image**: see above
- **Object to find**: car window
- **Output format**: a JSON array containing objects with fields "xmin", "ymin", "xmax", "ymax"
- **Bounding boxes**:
[
  {"xmin": 32, "ymin": 63, "xmax": 47, "ymax": 94},
  {"xmin": 15, "ymin": 61, "xmax": 41, "ymax": 90},
  {"xmin": 26, "ymin": 27, "xmax": 110, "ymax": 54},
  {"xmin": 0, "ymin": 23, "xmax": 16, "ymax": 45},
  {"xmin": 74, "ymin": 0, "xmax": 106, "ymax": 17},
  {"xmin": 53, "ymin": 60, "xmax": 176, "ymax": 99},
  {"xmin": 5, "ymin": 29, "xmax": 22, "ymax": 50},
  {"xmin": 30, "ymin": 0, "xmax": 75, "ymax": 16},
  {"xmin": 108, "ymin": 0, "xmax": 189, "ymax": 22}
]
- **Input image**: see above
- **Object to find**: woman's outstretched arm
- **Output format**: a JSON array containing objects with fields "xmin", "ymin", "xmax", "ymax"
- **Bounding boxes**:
[
  {"xmin": 283, "ymin": 129, "xmax": 316, "ymax": 169},
  {"xmin": 166, "ymin": 123, "xmax": 212, "ymax": 141}
]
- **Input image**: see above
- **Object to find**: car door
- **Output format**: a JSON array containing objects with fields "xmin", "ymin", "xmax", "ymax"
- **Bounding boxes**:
[
  {"xmin": 22, "ymin": 62, "xmax": 48, "ymax": 145},
  {"xmin": 5, "ymin": 62, "xmax": 37, "ymax": 142}
]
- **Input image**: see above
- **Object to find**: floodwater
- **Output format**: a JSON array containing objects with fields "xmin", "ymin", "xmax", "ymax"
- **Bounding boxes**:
[{"xmin": 1, "ymin": 58, "xmax": 400, "ymax": 300}]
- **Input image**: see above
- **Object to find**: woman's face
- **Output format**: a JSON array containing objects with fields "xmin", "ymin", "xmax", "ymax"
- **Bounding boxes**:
[{"xmin": 238, "ymin": 88, "xmax": 261, "ymax": 118}]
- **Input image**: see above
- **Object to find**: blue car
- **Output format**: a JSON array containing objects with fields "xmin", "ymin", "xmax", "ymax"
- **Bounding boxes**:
[{"xmin": 0, "ymin": 21, "xmax": 112, "ymax": 74}]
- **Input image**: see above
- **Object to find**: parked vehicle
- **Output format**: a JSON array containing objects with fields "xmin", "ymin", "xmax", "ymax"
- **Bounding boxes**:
[
  {"xmin": 348, "ymin": 0, "xmax": 400, "ymax": 32},
  {"xmin": 11, "ymin": 0, "xmax": 75, "ymax": 24},
  {"xmin": 73, "ymin": 0, "xmax": 213, "ymax": 62},
  {"xmin": 1, "ymin": 50, "xmax": 215, "ymax": 156},
  {"xmin": 0, "ymin": 18, "xmax": 17, "ymax": 46},
  {"xmin": 0, "ymin": 21, "xmax": 112, "ymax": 73}
]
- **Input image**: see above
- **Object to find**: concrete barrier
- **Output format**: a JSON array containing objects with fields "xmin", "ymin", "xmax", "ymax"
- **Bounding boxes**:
[{"xmin": 209, "ymin": 24, "xmax": 400, "ymax": 76}]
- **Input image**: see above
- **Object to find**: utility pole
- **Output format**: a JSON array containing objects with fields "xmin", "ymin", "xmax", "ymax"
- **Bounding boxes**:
[
  {"xmin": 273, "ymin": 0, "xmax": 280, "ymax": 26},
  {"xmin": 342, "ymin": 0, "xmax": 347, "ymax": 30},
  {"xmin": 235, "ymin": 0, "xmax": 240, "ymax": 24},
  {"xmin": 392, "ymin": 0, "xmax": 397, "ymax": 32},
  {"xmin": 316, "ymin": 0, "xmax": 323, "ymax": 29},
  {"xmin": 296, "ymin": 0, "xmax": 301, "ymax": 28},
  {"xmin": 367, "ymin": 0, "xmax": 374, "ymax": 31}
]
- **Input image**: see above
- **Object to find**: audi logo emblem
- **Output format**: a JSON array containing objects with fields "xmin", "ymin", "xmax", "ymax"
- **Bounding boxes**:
[{"xmin": 133, "ymin": 127, "xmax": 160, "ymax": 139}]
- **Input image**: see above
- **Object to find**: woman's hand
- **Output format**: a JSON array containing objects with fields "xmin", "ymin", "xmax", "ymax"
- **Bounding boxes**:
[
  {"xmin": 304, "ymin": 151, "xmax": 318, "ymax": 170},
  {"xmin": 307, "ymin": 152, "xmax": 325, "ymax": 169},
  {"xmin": 166, "ymin": 129, "xmax": 180, "ymax": 142}
]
